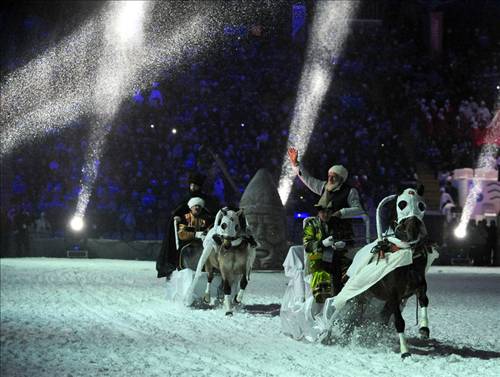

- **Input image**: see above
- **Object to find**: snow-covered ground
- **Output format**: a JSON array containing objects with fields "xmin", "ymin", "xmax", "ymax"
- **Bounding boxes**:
[{"xmin": 1, "ymin": 258, "xmax": 499, "ymax": 377}]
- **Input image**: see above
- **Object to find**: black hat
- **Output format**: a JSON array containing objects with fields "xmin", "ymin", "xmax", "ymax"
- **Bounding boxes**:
[{"xmin": 188, "ymin": 172, "xmax": 206, "ymax": 186}]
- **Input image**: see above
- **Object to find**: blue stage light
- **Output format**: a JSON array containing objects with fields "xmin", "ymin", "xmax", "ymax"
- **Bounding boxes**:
[{"xmin": 294, "ymin": 212, "xmax": 310, "ymax": 219}]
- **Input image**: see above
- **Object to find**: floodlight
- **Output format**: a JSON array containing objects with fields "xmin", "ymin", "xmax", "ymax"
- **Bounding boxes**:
[
  {"xmin": 70, "ymin": 216, "xmax": 85, "ymax": 232},
  {"xmin": 454, "ymin": 226, "xmax": 466, "ymax": 239}
]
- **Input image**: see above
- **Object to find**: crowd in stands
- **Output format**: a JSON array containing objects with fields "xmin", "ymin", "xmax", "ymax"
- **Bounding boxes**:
[
  {"xmin": 1, "ymin": 3, "xmax": 499, "ymax": 253},
  {"xmin": 409, "ymin": 14, "xmax": 500, "ymax": 179}
]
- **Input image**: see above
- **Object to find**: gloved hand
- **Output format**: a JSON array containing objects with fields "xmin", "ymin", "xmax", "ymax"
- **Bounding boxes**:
[
  {"xmin": 195, "ymin": 231, "xmax": 206, "ymax": 240},
  {"xmin": 334, "ymin": 241, "xmax": 346, "ymax": 249},
  {"xmin": 322, "ymin": 236, "xmax": 335, "ymax": 247},
  {"xmin": 173, "ymin": 216, "xmax": 182, "ymax": 222}
]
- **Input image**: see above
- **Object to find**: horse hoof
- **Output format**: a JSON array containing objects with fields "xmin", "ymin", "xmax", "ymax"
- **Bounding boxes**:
[
  {"xmin": 225, "ymin": 311, "xmax": 233, "ymax": 316},
  {"xmin": 419, "ymin": 327, "xmax": 430, "ymax": 339},
  {"xmin": 320, "ymin": 336, "xmax": 332, "ymax": 346},
  {"xmin": 401, "ymin": 352, "xmax": 411, "ymax": 359}
]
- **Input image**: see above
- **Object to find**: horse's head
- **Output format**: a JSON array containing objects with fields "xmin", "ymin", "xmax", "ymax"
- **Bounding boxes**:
[
  {"xmin": 214, "ymin": 207, "xmax": 244, "ymax": 240},
  {"xmin": 394, "ymin": 185, "xmax": 426, "ymax": 244}
]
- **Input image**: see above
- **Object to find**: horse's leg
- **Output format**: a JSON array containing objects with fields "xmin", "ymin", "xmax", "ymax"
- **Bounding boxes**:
[
  {"xmin": 417, "ymin": 279, "xmax": 430, "ymax": 339},
  {"xmin": 340, "ymin": 295, "xmax": 364, "ymax": 342},
  {"xmin": 380, "ymin": 302, "xmax": 392, "ymax": 326},
  {"xmin": 222, "ymin": 276, "xmax": 233, "ymax": 316},
  {"xmin": 390, "ymin": 298, "xmax": 410, "ymax": 358},
  {"xmin": 204, "ymin": 262, "xmax": 213, "ymax": 303},
  {"xmin": 234, "ymin": 273, "xmax": 248, "ymax": 304}
]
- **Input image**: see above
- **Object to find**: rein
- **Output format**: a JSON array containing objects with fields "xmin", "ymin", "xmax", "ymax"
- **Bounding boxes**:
[
  {"xmin": 213, "ymin": 234, "xmax": 246, "ymax": 250},
  {"xmin": 370, "ymin": 239, "xmax": 401, "ymax": 264},
  {"xmin": 370, "ymin": 237, "xmax": 430, "ymax": 264}
]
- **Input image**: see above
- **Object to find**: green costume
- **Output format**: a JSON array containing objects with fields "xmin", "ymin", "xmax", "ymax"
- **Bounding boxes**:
[{"xmin": 303, "ymin": 217, "xmax": 350, "ymax": 303}]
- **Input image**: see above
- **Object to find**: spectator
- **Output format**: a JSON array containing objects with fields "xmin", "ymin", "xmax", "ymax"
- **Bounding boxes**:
[
  {"xmin": 13, "ymin": 209, "xmax": 31, "ymax": 256},
  {"xmin": 34, "ymin": 211, "xmax": 52, "ymax": 238}
]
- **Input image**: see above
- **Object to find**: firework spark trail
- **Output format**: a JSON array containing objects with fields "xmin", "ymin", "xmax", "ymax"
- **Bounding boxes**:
[
  {"xmin": 0, "ymin": 19, "xmax": 100, "ymax": 155},
  {"xmin": 0, "ymin": 1, "xmax": 207, "ymax": 155},
  {"xmin": 277, "ymin": 1, "xmax": 356, "ymax": 205},
  {"xmin": 455, "ymin": 108, "xmax": 500, "ymax": 236},
  {"xmin": 75, "ymin": 1, "xmax": 281, "ymax": 218},
  {"xmin": 1, "ymin": 96, "xmax": 88, "ymax": 154},
  {"xmin": 136, "ymin": 14, "xmax": 215, "ymax": 89},
  {"xmin": 75, "ymin": 1, "xmax": 150, "ymax": 218},
  {"xmin": 74, "ymin": 1, "xmax": 231, "ymax": 219},
  {"xmin": 2, "ymin": 0, "xmax": 284, "ymax": 219}
]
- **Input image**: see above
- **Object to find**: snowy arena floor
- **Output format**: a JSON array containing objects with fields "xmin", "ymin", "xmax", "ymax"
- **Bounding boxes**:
[{"xmin": 1, "ymin": 258, "xmax": 499, "ymax": 377}]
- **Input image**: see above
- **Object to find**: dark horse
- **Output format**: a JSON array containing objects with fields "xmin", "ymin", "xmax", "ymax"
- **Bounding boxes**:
[{"xmin": 368, "ymin": 185, "xmax": 437, "ymax": 358}]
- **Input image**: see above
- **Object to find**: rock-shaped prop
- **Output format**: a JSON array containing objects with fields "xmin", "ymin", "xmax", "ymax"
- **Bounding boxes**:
[{"xmin": 240, "ymin": 169, "xmax": 287, "ymax": 269}]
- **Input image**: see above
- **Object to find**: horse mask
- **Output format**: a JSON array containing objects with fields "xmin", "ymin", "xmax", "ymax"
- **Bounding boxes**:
[
  {"xmin": 394, "ymin": 186, "xmax": 426, "ymax": 244},
  {"xmin": 214, "ymin": 208, "xmax": 244, "ymax": 240}
]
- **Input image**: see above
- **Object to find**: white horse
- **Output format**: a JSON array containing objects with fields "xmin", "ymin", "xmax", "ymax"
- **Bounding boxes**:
[{"xmin": 193, "ymin": 207, "xmax": 256, "ymax": 315}]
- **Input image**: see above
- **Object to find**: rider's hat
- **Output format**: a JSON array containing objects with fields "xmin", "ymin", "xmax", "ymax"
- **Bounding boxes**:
[
  {"xmin": 188, "ymin": 172, "xmax": 206, "ymax": 186},
  {"xmin": 188, "ymin": 197, "xmax": 205, "ymax": 209},
  {"xmin": 328, "ymin": 165, "xmax": 348, "ymax": 181}
]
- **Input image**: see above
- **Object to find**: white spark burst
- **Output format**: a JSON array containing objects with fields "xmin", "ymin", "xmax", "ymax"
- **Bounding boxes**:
[
  {"xmin": 1, "ymin": 1, "xmax": 283, "ymax": 220},
  {"xmin": 76, "ymin": 1, "xmax": 150, "ymax": 219},
  {"xmin": 277, "ymin": 1, "xmax": 357, "ymax": 204},
  {"xmin": 75, "ymin": 1, "xmax": 280, "ymax": 218},
  {"xmin": 0, "ymin": 19, "xmax": 99, "ymax": 155},
  {"xmin": 455, "ymin": 108, "xmax": 499, "ymax": 235}
]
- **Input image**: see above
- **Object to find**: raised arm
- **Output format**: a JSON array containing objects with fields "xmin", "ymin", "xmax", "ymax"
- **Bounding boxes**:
[{"xmin": 288, "ymin": 147, "xmax": 326, "ymax": 196}]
